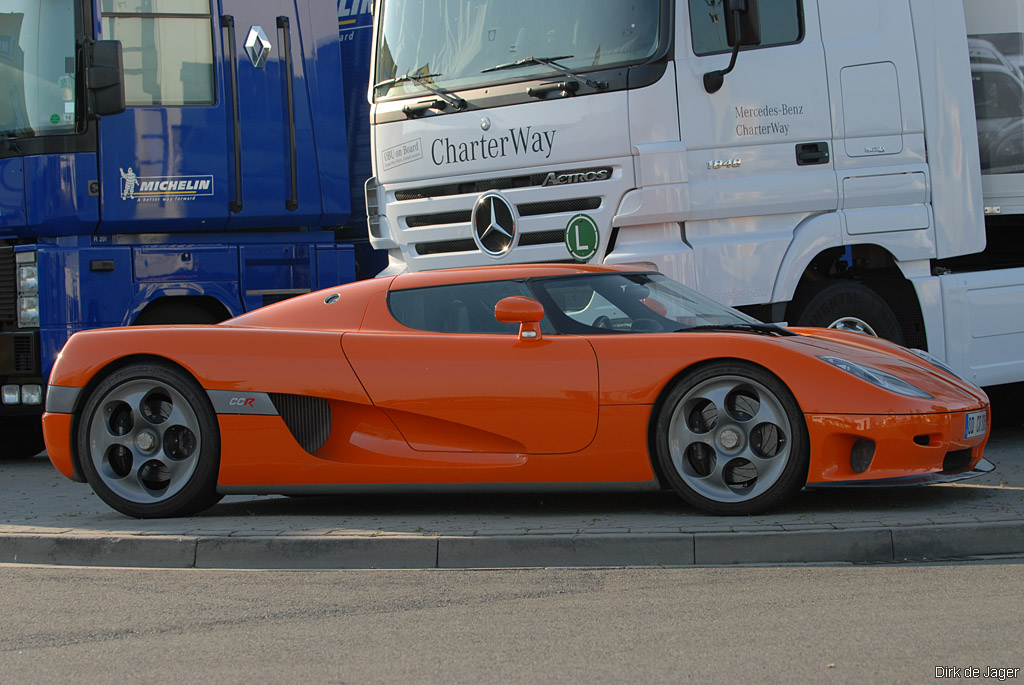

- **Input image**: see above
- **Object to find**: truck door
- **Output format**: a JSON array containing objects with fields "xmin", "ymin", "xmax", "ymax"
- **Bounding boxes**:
[
  {"xmin": 674, "ymin": 0, "xmax": 837, "ymax": 306},
  {"xmin": 215, "ymin": 0, "xmax": 334, "ymax": 229},
  {"xmin": 95, "ymin": 0, "xmax": 230, "ymax": 232},
  {"xmin": 95, "ymin": 0, "xmax": 337, "ymax": 233}
]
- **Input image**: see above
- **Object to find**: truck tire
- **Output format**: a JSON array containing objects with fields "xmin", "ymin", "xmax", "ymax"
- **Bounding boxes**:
[{"xmin": 791, "ymin": 281, "xmax": 904, "ymax": 344}]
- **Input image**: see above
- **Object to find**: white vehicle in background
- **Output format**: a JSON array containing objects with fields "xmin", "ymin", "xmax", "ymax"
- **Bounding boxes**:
[
  {"xmin": 365, "ymin": 0, "xmax": 1024, "ymax": 392},
  {"xmin": 968, "ymin": 37, "xmax": 1024, "ymax": 78}
]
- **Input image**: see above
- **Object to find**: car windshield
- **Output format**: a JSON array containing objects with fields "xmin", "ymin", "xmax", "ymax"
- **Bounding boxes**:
[
  {"xmin": 373, "ymin": 0, "xmax": 662, "ymax": 99},
  {"xmin": 0, "ymin": 0, "xmax": 77, "ymax": 137},
  {"xmin": 531, "ymin": 273, "xmax": 764, "ymax": 334}
]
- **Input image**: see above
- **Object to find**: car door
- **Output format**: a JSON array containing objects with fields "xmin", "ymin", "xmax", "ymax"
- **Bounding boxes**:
[{"xmin": 343, "ymin": 280, "xmax": 599, "ymax": 455}]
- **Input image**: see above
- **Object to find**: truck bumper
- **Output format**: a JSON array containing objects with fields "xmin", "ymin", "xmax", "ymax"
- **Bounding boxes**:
[{"xmin": 0, "ymin": 329, "xmax": 44, "ymax": 418}]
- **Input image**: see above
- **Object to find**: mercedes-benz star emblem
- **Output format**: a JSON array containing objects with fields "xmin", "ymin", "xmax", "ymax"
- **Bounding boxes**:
[{"xmin": 471, "ymin": 193, "xmax": 517, "ymax": 257}]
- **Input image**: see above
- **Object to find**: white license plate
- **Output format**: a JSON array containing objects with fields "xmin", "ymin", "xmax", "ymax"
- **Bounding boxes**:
[{"xmin": 964, "ymin": 410, "xmax": 988, "ymax": 440}]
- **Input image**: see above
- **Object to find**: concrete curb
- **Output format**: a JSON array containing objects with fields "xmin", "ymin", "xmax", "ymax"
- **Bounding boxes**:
[{"xmin": 3, "ymin": 520, "xmax": 1023, "ymax": 569}]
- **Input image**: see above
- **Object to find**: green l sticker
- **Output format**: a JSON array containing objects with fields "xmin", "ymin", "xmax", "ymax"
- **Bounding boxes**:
[{"xmin": 565, "ymin": 213, "xmax": 600, "ymax": 262}]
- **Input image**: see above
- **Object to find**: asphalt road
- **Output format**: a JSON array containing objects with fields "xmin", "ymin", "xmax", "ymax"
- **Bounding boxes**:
[{"xmin": 1, "ymin": 560, "xmax": 1022, "ymax": 683}]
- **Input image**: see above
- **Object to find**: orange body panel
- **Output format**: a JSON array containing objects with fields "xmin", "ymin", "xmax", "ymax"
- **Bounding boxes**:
[
  {"xmin": 49, "ymin": 328, "xmax": 371, "ymax": 404},
  {"xmin": 217, "ymin": 404, "xmax": 655, "ymax": 487},
  {"xmin": 588, "ymin": 334, "xmax": 988, "ymax": 414},
  {"xmin": 342, "ymin": 333, "xmax": 599, "ymax": 454},
  {"xmin": 42, "ymin": 413, "xmax": 76, "ymax": 480},
  {"xmin": 806, "ymin": 410, "xmax": 989, "ymax": 483}
]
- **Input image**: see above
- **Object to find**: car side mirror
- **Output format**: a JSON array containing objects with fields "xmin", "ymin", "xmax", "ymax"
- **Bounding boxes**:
[{"xmin": 495, "ymin": 296, "xmax": 545, "ymax": 341}]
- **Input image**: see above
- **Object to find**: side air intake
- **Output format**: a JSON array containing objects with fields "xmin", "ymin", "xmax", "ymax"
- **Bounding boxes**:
[{"xmin": 269, "ymin": 393, "xmax": 331, "ymax": 454}]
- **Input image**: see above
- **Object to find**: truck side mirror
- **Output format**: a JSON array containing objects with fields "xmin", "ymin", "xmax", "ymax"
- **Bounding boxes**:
[
  {"xmin": 725, "ymin": 0, "xmax": 761, "ymax": 48},
  {"xmin": 86, "ymin": 40, "xmax": 126, "ymax": 117},
  {"xmin": 704, "ymin": 0, "xmax": 762, "ymax": 94}
]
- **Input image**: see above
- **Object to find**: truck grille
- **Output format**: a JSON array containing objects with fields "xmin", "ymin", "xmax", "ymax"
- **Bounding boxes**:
[
  {"xmin": 13, "ymin": 334, "xmax": 34, "ymax": 373},
  {"xmin": 395, "ymin": 166, "xmax": 612, "ymax": 201},
  {"xmin": 0, "ymin": 246, "xmax": 14, "ymax": 329},
  {"xmin": 406, "ymin": 198, "xmax": 601, "ymax": 257},
  {"xmin": 384, "ymin": 156, "xmax": 632, "ymax": 270}
]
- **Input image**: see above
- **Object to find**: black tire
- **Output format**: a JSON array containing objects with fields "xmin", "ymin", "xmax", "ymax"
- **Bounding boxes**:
[
  {"xmin": 0, "ymin": 417, "xmax": 46, "ymax": 460},
  {"xmin": 653, "ymin": 361, "xmax": 809, "ymax": 515},
  {"xmin": 791, "ymin": 280, "xmax": 904, "ymax": 344},
  {"xmin": 77, "ymin": 361, "xmax": 222, "ymax": 518}
]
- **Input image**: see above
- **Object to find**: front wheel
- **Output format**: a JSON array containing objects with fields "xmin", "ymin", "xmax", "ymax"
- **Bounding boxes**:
[
  {"xmin": 77, "ymin": 361, "xmax": 222, "ymax": 518},
  {"xmin": 653, "ymin": 362, "xmax": 809, "ymax": 515}
]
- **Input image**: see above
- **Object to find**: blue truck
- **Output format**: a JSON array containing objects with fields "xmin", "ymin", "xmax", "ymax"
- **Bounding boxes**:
[{"xmin": 0, "ymin": 0, "xmax": 378, "ymax": 458}]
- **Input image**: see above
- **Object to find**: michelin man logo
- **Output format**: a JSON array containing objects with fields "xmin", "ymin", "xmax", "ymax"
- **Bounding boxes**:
[
  {"xmin": 117, "ymin": 166, "xmax": 215, "ymax": 202},
  {"xmin": 120, "ymin": 167, "xmax": 138, "ymax": 200}
]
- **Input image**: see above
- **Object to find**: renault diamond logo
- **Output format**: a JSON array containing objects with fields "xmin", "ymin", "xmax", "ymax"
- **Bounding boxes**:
[
  {"xmin": 245, "ymin": 26, "xmax": 272, "ymax": 68},
  {"xmin": 471, "ymin": 193, "xmax": 517, "ymax": 257}
]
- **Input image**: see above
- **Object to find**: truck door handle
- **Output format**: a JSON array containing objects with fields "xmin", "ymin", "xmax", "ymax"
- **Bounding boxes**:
[
  {"xmin": 221, "ymin": 15, "xmax": 243, "ymax": 213},
  {"xmin": 796, "ymin": 142, "xmax": 830, "ymax": 166},
  {"xmin": 277, "ymin": 16, "xmax": 299, "ymax": 212}
]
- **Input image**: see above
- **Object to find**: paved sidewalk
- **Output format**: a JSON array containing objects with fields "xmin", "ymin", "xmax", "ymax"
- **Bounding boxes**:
[{"xmin": 2, "ymin": 426, "xmax": 1022, "ymax": 569}]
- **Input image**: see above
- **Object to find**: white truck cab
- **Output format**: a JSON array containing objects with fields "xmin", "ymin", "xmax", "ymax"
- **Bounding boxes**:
[{"xmin": 366, "ymin": 0, "xmax": 1024, "ymax": 388}]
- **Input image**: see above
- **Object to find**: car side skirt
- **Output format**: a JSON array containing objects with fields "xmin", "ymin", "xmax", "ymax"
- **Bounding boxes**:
[{"xmin": 218, "ymin": 481, "xmax": 661, "ymax": 495}]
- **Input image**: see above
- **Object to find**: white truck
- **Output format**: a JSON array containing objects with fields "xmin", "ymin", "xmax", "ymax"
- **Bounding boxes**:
[{"xmin": 364, "ymin": 0, "xmax": 1024, "ymax": 391}]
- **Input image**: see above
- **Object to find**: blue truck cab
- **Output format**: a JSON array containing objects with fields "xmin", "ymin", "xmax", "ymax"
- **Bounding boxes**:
[{"xmin": 0, "ymin": 0, "xmax": 377, "ymax": 457}]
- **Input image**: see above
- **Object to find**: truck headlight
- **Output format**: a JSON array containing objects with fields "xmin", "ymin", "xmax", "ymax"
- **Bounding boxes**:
[
  {"xmin": 18, "ymin": 295, "xmax": 39, "ymax": 328},
  {"xmin": 819, "ymin": 355, "xmax": 934, "ymax": 399},
  {"xmin": 18, "ymin": 265, "xmax": 38, "ymax": 294},
  {"xmin": 364, "ymin": 176, "xmax": 396, "ymax": 247}
]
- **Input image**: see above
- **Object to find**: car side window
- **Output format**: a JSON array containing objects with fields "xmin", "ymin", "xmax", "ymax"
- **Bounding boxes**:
[
  {"xmin": 389, "ymin": 280, "xmax": 553, "ymax": 334},
  {"xmin": 689, "ymin": 0, "xmax": 803, "ymax": 56}
]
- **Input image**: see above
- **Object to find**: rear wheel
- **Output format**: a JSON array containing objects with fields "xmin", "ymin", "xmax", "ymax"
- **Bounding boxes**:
[
  {"xmin": 791, "ymin": 280, "xmax": 904, "ymax": 344},
  {"xmin": 77, "ymin": 361, "xmax": 222, "ymax": 518},
  {"xmin": 653, "ymin": 361, "xmax": 809, "ymax": 515}
]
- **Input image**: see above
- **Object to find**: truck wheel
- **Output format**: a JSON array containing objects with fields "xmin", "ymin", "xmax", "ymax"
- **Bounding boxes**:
[
  {"xmin": 76, "ymin": 361, "xmax": 222, "ymax": 518},
  {"xmin": 653, "ymin": 361, "xmax": 809, "ymax": 515},
  {"xmin": 1, "ymin": 418, "xmax": 45, "ymax": 460},
  {"xmin": 791, "ymin": 281, "xmax": 904, "ymax": 344}
]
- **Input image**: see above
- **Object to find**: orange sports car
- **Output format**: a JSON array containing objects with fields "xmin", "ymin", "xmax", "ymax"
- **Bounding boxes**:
[{"xmin": 42, "ymin": 264, "xmax": 992, "ymax": 518}]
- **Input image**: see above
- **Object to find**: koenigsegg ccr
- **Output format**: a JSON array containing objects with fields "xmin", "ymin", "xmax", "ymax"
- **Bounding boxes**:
[{"xmin": 42, "ymin": 264, "xmax": 993, "ymax": 518}]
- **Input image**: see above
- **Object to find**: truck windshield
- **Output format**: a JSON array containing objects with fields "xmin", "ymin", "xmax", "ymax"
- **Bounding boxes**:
[
  {"xmin": 0, "ymin": 0, "xmax": 77, "ymax": 138},
  {"xmin": 374, "ymin": 0, "xmax": 661, "ymax": 99}
]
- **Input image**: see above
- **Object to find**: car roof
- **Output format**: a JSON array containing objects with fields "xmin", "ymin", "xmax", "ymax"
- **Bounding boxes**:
[{"xmin": 389, "ymin": 262, "xmax": 654, "ymax": 290}]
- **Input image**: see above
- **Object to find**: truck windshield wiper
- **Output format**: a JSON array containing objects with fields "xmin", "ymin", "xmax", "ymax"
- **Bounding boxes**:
[
  {"xmin": 481, "ymin": 55, "xmax": 608, "ymax": 90},
  {"xmin": 372, "ymin": 71, "xmax": 466, "ymax": 111},
  {"xmin": 676, "ymin": 323, "xmax": 797, "ymax": 336},
  {"xmin": 0, "ymin": 133, "xmax": 24, "ymax": 154}
]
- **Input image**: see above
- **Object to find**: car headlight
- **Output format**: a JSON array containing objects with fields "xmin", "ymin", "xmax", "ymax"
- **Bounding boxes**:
[
  {"xmin": 819, "ymin": 356, "xmax": 934, "ymax": 399},
  {"xmin": 18, "ymin": 295, "xmax": 39, "ymax": 328}
]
